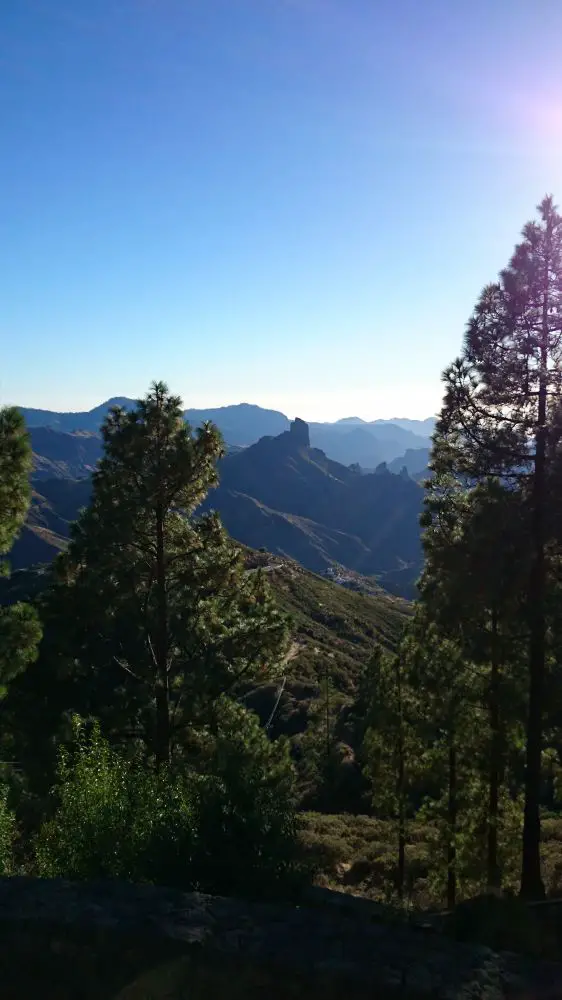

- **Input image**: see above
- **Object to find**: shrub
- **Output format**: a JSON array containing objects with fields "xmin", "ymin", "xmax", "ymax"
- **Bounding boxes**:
[
  {"xmin": 34, "ymin": 719, "xmax": 197, "ymax": 884},
  {"xmin": 35, "ymin": 703, "xmax": 307, "ymax": 899}
]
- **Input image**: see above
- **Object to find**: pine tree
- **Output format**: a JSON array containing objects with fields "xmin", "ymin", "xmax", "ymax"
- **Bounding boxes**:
[
  {"xmin": 361, "ymin": 645, "xmax": 419, "ymax": 899},
  {"xmin": 421, "ymin": 473, "xmax": 528, "ymax": 891},
  {"xmin": 405, "ymin": 620, "xmax": 477, "ymax": 908},
  {"xmin": 0, "ymin": 408, "xmax": 41, "ymax": 698},
  {"xmin": 47, "ymin": 383, "xmax": 290, "ymax": 765},
  {"xmin": 429, "ymin": 197, "xmax": 562, "ymax": 898},
  {"xmin": 298, "ymin": 660, "xmax": 345, "ymax": 810}
]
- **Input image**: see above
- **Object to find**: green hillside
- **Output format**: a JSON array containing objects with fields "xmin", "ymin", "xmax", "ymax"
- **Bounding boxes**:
[
  {"xmin": 239, "ymin": 551, "xmax": 411, "ymax": 739},
  {"xmin": 1, "ymin": 549, "xmax": 411, "ymax": 745},
  {"xmin": 262, "ymin": 557, "xmax": 408, "ymax": 685}
]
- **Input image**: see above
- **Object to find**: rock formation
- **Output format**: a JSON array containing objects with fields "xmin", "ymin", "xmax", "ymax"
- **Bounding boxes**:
[{"xmin": 1, "ymin": 878, "xmax": 562, "ymax": 999}]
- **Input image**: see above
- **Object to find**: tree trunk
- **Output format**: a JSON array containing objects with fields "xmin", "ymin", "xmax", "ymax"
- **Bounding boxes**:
[
  {"xmin": 447, "ymin": 736, "xmax": 457, "ymax": 910},
  {"xmin": 155, "ymin": 501, "xmax": 171, "ymax": 768},
  {"xmin": 520, "ymin": 249, "xmax": 550, "ymax": 901},
  {"xmin": 396, "ymin": 657, "xmax": 405, "ymax": 900},
  {"xmin": 487, "ymin": 611, "xmax": 501, "ymax": 891},
  {"xmin": 325, "ymin": 661, "xmax": 331, "ymax": 760},
  {"xmin": 521, "ymin": 515, "xmax": 546, "ymax": 898},
  {"xmin": 397, "ymin": 742, "xmax": 405, "ymax": 901}
]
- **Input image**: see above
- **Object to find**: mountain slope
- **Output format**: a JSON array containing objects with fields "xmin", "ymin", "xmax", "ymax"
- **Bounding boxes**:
[
  {"xmin": 373, "ymin": 417, "xmax": 436, "ymax": 436},
  {"xmin": 14, "ymin": 420, "xmax": 424, "ymax": 594},
  {"xmin": 307, "ymin": 420, "xmax": 431, "ymax": 466},
  {"xmin": 245, "ymin": 556, "xmax": 411, "ymax": 738},
  {"xmin": 19, "ymin": 398, "xmax": 134, "ymax": 432},
  {"xmin": 10, "ymin": 479, "xmax": 92, "ymax": 571},
  {"xmin": 184, "ymin": 403, "xmax": 289, "ymax": 445},
  {"xmin": 28, "ymin": 427, "xmax": 247, "ymax": 482},
  {"xmin": 213, "ymin": 491, "xmax": 373, "ymax": 574},
  {"xmin": 30, "ymin": 428, "xmax": 102, "ymax": 480},
  {"xmin": 1, "ymin": 553, "xmax": 410, "ymax": 743},
  {"xmin": 388, "ymin": 447, "xmax": 430, "ymax": 479},
  {"xmin": 208, "ymin": 419, "xmax": 424, "ymax": 584},
  {"xmin": 20, "ymin": 400, "xmax": 289, "ymax": 446},
  {"xmin": 307, "ymin": 426, "xmax": 383, "ymax": 468}
]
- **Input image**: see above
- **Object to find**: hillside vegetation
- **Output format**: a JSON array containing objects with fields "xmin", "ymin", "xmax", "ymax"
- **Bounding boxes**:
[
  {"xmin": 239, "ymin": 553, "xmax": 410, "ymax": 738},
  {"xmin": 1, "ymin": 551, "xmax": 410, "ymax": 746}
]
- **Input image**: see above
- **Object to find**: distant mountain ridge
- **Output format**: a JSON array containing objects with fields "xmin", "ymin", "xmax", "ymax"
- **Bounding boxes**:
[
  {"xmin": 18, "ymin": 398, "xmax": 435, "ymax": 470},
  {"xmin": 209, "ymin": 419, "xmax": 423, "ymax": 587},
  {"xmin": 13, "ymin": 417, "xmax": 424, "ymax": 597},
  {"xmin": 18, "ymin": 398, "xmax": 134, "ymax": 433},
  {"xmin": 388, "ymin": 447, "xmax": 431, "ymax": 481}
]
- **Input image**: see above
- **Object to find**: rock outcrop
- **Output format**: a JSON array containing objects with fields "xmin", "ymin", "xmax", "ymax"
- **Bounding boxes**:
[
  {"xmin": 289, "ymin": 417, "xmax": 310, "ymax": 447},
  {"xmin": 1, "ymin": 878, "xmax": 562, "ymax": 999}
]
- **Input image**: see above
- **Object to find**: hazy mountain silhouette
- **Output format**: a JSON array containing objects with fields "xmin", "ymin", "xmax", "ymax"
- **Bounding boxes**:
[
  {"xmin": 388, "ymin": 447, "xmax": 431, "ymax": 480},
  {"xmin": 19, "ymin": 398, "xmax": 134, "ymax": 432},
  {"xmin": 184, "ymin": 403, "xmax": 289, "ymax": 445},
  {"xmin": 16, "ymin": 419, "xmax": 423, "ymax": 595},
  {"xmin": 206, "ymin": 419, "xmax": 424, "ymax": 584},
  {"xmin": 19, "ymin": 398, "xmax": 433, "ymax": 470}
]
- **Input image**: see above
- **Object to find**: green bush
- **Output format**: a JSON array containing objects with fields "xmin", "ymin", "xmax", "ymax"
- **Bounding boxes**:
[
  {"xmin": 34, "ymin": 719, "xmax": 196, "ymax": 884},
  {"xmin": 35, "ymin": 702, "xmax": 307, "ymax": 899}
]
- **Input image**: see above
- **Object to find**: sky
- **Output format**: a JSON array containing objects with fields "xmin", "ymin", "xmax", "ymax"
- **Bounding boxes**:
[{"xmin": 3, "ymin": 0, "xmax": 562, "ymax": 421}]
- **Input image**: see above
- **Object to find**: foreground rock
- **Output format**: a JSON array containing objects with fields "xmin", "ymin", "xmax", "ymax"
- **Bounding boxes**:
[{"xmin": 1, "ymin": 878, "xmax": 562, "ymax": 999}]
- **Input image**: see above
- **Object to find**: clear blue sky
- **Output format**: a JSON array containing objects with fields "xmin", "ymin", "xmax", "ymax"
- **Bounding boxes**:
[{"xmin": 3, "ymin": 0, "xmax": 562, "ymax": 420}]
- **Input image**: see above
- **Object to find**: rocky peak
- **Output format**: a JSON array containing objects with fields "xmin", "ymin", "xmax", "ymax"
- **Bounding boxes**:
[{"xmin": 289, "ymin": 418, "xmax": 310, "ymax": 447}]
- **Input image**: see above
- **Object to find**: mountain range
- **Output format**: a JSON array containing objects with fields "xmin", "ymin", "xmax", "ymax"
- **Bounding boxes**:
[
  {"xmin": 204, "ymin": 419, "xmax": 423, "ymax": 591},
  {"xmin": 12, "ymin": 405, "xmax": 427, "ymax": 597},
  {"xmin": 18, "ymin": 399, "xmax": 434, "ymax": 471}
]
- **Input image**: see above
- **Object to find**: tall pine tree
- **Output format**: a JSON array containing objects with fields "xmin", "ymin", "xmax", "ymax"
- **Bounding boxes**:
[
  {"xmin": 361, "ymin": 645, "xmax": 420, "ymax": 899},
  {"xmin": 430, "ymin": 197, "xmax": 562, "ymax": 897},
  {"xmin": 47, "ymin": 383, "xmax": 289, "ymax": 765},
  {"xmin": 0, "ymin": 408, "xmax": 41, "ymax": 698},
  {"xmin": 421, "ymin": 474, "xmax": 528, "ymax": 891}
]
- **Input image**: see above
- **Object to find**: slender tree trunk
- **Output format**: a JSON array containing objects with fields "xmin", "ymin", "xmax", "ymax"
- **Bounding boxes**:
[
  {"xmin": 396, "ymin": 657, "xmax": 405, "ymax": 900},
  {"xmin": 487, "ymin": 611, "xmax": 501, "ymax": 891},
  {"xmin": 397, "ymin": 737, "xmax": 405, "ymax": 901},
  {"xmin": 520, "ymin": 250, "xmax": 550, "ymax": 900},
  {"xmin": 521, "ymin": 444, "xmax": 546, "ymax": 898},
  {"xmin": 447, "ymin": 735, "xmax": 457, "ymax": 910},
  {"xmin": 325, "ymin": 661, "xmax": 331, "ymax": 760},
  {"xmin": 155, "ymin": 501, "xmax": 171, "ymax": 768}
]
